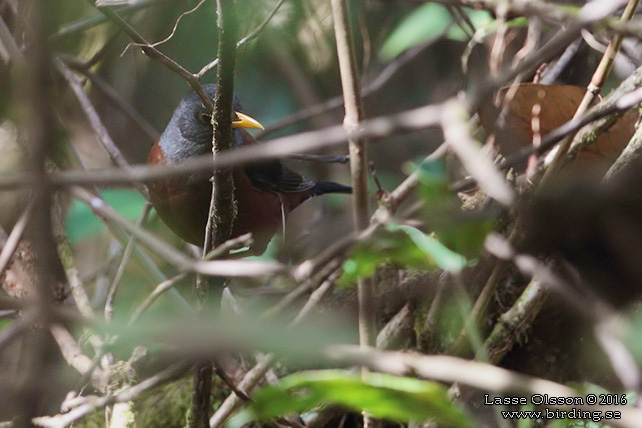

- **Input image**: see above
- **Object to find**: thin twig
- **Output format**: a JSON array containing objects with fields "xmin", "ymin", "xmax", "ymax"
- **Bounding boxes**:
[
  {"xmin": 50, "ymin": 324, "xmax": 103, "ymax": 380},
  {"xmin": 208, "ymin": 266, "xmax": 343, "ymax": 427},
  {"xmin": 209, "ymin": 354, "xmax": 275, "ymax": 427},
  {"xmin": 541, "ymin": 0, "xmax": 641, "ymax": 180},
  {"xmin": 0, "ymin": 15, "xmax": 23, "ymax": 64},
  {"xmin": 258, "ymin": 39, "xmax": 437, "ymax": 138},
  {"xmin": 0, "ymin": 203, "xmax": 33, "ymax": 279},
  {"xmin": 128, "ymin": 273, "xmax": 187, "ymax": 325},
  {"xmin": 441, "ymin": 100, "xmax": 514, "ymax": 206},
  {"xmin": 105, "ymin": 203, "xmax": 152, "ymax": 322},
  {"xmin": 145, "ymin": 0, "xmax": 207, "ymax": 49},
  {"xmin": 33, "ymin": 363, "xmax": 190, "ymax": 428},
  {"xmin": 51, "ymin": 0, "xmax": 167, "ymax": 40},
  {"xmin": 604, "ymin": 95, "xmax": 642, "ymax": 179},
  {"xmin": 91, "ymin": 2, "xmax": 213, "ymax": 111},
  {"xmin": 196, "ymin": 0, "xmax": 287, "ymax": 79},
  {"xmin": 56, "ymin": 59, "xmax": 150, "ymax": 198},
  {"xmin": 376, "ymin": 303, "xmax": 414, "ymax": 350},
  {"xmin": 128, "ymin": 233, "xmax": 253, "ymax": 326},
  {"xmin": 69, "ymin": 64, "xmax": 160, "ymax": 142},
  {"xmin": 67, "ymin": 265, "xmax": 96, "ymax": 320},
  {"xmin": 290, "ymin": 269, "xmax": 341, "ymax": 326},
  {"xmin": 71, "ymin": 186, "xmax": 285, "ymax": 278},
  {"xmin": 1, "ymin": 101, "xmax": 444, "ymax": 189}
]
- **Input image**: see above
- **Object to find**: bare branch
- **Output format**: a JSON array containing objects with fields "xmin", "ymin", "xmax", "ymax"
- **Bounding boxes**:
[
  {"xmin": 71, "ymin": 186, "xmax": 285, "ymax": 278},
  {"xmin": 56, "ymin": 60, "xmax": 150, "ymax": 199},
  {"xmin": 105, "ymin": 203, "xmax": 152, "ymax": 322},
  {"xmin": 0, "ymin": 100, "xmax": 445, "ymax": 190},
  {"xmin": 196, "ymin": 0, "xmax": 287, "ymax": 79},
  {"xmin": 92, "ymin": 3, "xmax": 213, "ymax": 111},
  {"xmin": 0, "ymin": 204, "xmax": 32, "ymax": 279},
  {"xmin": 33, "ymin": 363, "xmax": 190, "ymax": 428}
]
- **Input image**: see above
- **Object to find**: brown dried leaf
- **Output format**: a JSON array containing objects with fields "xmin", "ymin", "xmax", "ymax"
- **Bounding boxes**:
[{"xmin": 478, "ymin": 83, "xmax": 636, "ymax": 170}]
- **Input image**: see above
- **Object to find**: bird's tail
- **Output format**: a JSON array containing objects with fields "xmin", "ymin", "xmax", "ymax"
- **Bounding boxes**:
[{"xmin": 312, "ymin": 181, "xmax": 352, "ymax": 195}]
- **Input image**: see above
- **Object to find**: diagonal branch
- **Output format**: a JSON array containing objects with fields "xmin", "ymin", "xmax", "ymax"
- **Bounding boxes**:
[{"xmin": 91, "ymin": 1, "xmax": 213, "ymax": 111}]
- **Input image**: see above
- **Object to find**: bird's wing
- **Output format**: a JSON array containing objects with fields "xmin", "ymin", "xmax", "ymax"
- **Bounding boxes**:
[
  {"xmin": 235, "ymin": 128, "xmax": 315, "ymax": 193},
  {"xmin": 245, "ymin": 161, "xmax": 315, "ymax": 194}
]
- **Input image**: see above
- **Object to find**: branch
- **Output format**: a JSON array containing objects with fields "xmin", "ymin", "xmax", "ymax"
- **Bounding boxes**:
[
  {"xmin": 15, "ymin": 2, "xmax": 62, "ymax": 425},
  {"xmin": 208, "ymin": 266, "xmax": 343, "ymax": 426},
  {"xmin": 70, "ymin": 186, "xmax": 284, "ymax": 278},
  {"xmin": 441, "ymin": 100, "xmax": 514, "ymax": 206},
  {"xmin": 51, "ymin": 0, "xmax": 167, "ymax": 40},
  {"xmin": 33, "ymin": 363, "xmax": 190, "ymax": 428},
  {"xmin": 190, "ymin": 0, "xmax": 239, "ymax": 424},
  {"xmin": 57, "ymin": 146, "xmax": 194, "ymax": 313},
  {"xmin": 0, "ymin": 204, "xmax": 32, "ymax": 279},
  {"xmin": 56, "ymin": 59, "xmax": 150, "ymax": 199},
  {"xmin": 258, "ymin": 38, "xmax": 437, "ymax": 138},
  {"xmin": 202, "ymin": 0, "xmax": 238, "ymax": 253},
  {"xmin": 330, "ymin": 3, "xmax": 375, "ymax": 426},
  {"xmin": 68, "ymin": 63, "xmax": 160, "ymax": 142},
  {"xmin": 604, "ymin": 94, "xmax": 642, "ymax": 180},
  {"xmin": 541, "ymin": 0, "xmax": 641, "ymax": 180},
  {"xmin": 128, "ymin": 233, "xmax": 252, "ymax": 326},
  {"xmin": 105, "ymin": 203, "xmax": 152, "ymax": 322},
  {"xmin": 92, "ymin": 2, "xmax": 213, "ymax": 111},
  {"xmin": 46, "ymin": 102, "xmax": 443, "ymax": 188},
  {"xmin": 196, "ymin": 0, "xmax": 286, "ymax": 79}
]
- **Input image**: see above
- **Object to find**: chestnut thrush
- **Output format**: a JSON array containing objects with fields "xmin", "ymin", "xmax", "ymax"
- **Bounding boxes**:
[{"xmin": 148, "ymin": 84, "xmax": 351, "ymax": 253}]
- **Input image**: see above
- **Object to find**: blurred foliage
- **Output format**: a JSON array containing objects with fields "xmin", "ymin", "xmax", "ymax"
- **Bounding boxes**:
[
  {"xmin": 624, "ymin": 310, "xmax": 642, "ymax": 365},
  {"xmin": 415, "ymin": 160, "xmax": 495, "ymax": 257},
  {"xmin": 340, "ymin": 222, "xmax": 467, "ymax": 285},
  {"xmin": 379, "ymin": 4, "xmax": 492, "ymax": 61},
  {"xmin": 231, "ymin": 370, "xmax": 473, "ymax": 427},
  {"xmin": 93, "ymin": 309, "xmax": 358, "ymax": 364},
  {"xmin": 66, "ymin": 189, "xmax": 147, "ymax": 243},
  {"xmin": 340, "ymin": 159, "xmax": 496, "ymax": 285}
]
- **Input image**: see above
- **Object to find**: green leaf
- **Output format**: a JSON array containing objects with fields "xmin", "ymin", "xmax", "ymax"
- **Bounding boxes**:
[
  {"xmin": 413, "ymin": 159, "xmax": 455, "ymax": 209},
  {"xmin": 414, "ymin": 159, "xmax": 496, "ymax": 257},
  {"xmin": 339, "ymin": 226, "xmax": 434, "ymax": 285},
  {"xmin": 393, "ymin": 224, "xmax": 467, "ymax": 272},
  {"xmin": 339, "ymin": 221, "xmax": 467, "ymax": 285},
  {"xmin": 447, "ymin": 7, "xmax": 493, "ymax": 42},
  {"xmin": 379, "ymin": 4, "xmax": 492, "ymax": 61},
  {"xmin": 66, "ymin": 189, "xmax": 147, "ymax": 243},
  {"xmin": 229, "ymin": 370, "xmax": 472, "ymax": 427}
]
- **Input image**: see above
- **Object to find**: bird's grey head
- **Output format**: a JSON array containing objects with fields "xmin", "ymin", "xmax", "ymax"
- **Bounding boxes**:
[{"xmin": 158, "ymin": 84, "xmax": 244, "ymax": 162}]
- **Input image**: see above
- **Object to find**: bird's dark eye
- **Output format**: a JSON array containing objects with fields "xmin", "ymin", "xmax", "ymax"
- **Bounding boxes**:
[{"xmin": 198, "ymin": 112, "xmax": 212, "ymax": 124}]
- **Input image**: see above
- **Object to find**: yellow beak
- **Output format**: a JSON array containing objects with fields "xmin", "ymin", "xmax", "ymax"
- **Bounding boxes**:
[{"xmin": 233, "ymin": 111, "xmax": 264, "ymax": 130}]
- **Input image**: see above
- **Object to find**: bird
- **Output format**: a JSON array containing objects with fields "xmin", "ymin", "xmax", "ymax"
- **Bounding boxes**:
[{"xmin": 148, "ymin": 84, "xmax": 352, "ymax": 253}]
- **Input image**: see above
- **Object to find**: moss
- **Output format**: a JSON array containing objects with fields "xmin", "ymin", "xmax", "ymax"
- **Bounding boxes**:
[
  {"xmin": 75, "ymin": 377, "xmax": 193, "ymax": 428},
  {"xmin": 134, "ymin": 377, "xmax": 193, "ymax": 428},
  {"xmin": 75, "ymin": 409, "xmax": 106, "ymax": 428},
  {"xmin": 73, "ymin": 369, "xmax": 239, "ymax": 427},
  {"xmin": 133, "ymin": 375, "xmax": 231, "ymax": 427}
]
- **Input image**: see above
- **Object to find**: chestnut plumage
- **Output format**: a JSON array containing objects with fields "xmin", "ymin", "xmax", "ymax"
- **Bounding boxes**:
[{"xmin": 147, "ymin": 84, "xmax": 351, "ymax": 252}]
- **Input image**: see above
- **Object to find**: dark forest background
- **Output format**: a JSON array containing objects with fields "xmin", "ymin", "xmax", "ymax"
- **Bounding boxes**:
[{"xmin": 1, "ymin": 0, "xmax": 642, "ymax": 427}]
